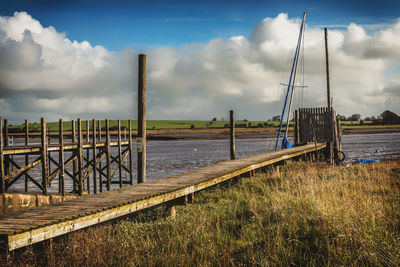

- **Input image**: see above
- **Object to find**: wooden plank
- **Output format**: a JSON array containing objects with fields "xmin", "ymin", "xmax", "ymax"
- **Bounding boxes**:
[
  {"xmin": 72, "ymin": 120, "xmax": 77, "ymax": 193},
  {"xmin": 3, "ymin": 158, "xmax": 41, "ymax": 181},
  {"xmin": 98, "ymin": 120, "xmax": 102, "ymax": 193}
]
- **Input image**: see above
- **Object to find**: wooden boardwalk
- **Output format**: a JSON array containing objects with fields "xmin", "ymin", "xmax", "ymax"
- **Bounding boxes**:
[{"xmin": 0, "ymin": 143, "xmax": 325, "ymax": 252}]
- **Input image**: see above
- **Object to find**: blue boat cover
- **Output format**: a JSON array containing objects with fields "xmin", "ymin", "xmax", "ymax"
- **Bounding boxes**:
[
  {"xmin": 352, "ymin": 159, "xmax": 379, "ymax": 165},
  {"xmin": 282, "ymin": 136, "xmax": 293, "ymax": 149}
]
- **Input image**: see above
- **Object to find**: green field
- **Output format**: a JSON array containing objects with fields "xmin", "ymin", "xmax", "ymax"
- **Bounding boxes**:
[{"xmin": 9, "ymin": 120, "xmax": 282, "ymax": 132}]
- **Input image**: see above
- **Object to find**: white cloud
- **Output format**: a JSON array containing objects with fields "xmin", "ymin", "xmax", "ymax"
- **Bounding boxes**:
[{"xmin": 0, "ymin": 11, "xmax": 400, "ymax": 124}]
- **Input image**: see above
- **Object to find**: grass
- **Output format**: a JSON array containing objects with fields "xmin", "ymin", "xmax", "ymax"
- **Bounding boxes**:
[
  {"xmin": 2, "ymin": 160, "xmax": 400, "ymax": 266},
  {"xmin": 8, "ymin": 120, "xmax": 285, "ymax": 132}
]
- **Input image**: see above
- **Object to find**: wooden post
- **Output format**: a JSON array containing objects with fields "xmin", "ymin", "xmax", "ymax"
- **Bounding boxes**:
[
  {"xmin": 128, "ymin": 120, "xmax": 133, "ymax": 185},
  {"xmin": 294, "ymin": 110, "xmax": 300, "ymax": 145},
  {"xmin": 230, "ymin": 110, "xmax": 236, "ymax": 160},
  {"xmin": 137, "ymin": 54, "xmax": 146, "ymax": 183},
  {"xmin": 77, "ymin": 119, "xmax": 83, "ymax": 196},
  {"xmin": 337, "ymin": 118, "xmax": 342, "ymax": 152},
  {"xmin": 72, "ymin": 120, "xmax": 77, "ymax": 193},
  {"xmin": 86, "ymin": 120, "xmax": 90, "ymax": 193},
  {"xmin": 98, "ymin": 120, "xmax": 102, "ymax": 192},
  {"xmin": 0, "ymin": 118, "xmax": 4, "ymax": 193},
  {"xmin": 4, "ymin": 119, "xmax": 9, "ymax": 176},
  {"xmin": 324, "ymin": 28, "xmax": 332, "ymax": 109},
  {"xmin": 118, "ymin": 120, "xmax": 123, "ymax": 188},
  {"xmin": 92, "ymin": 119, "xmax": 97, "ymax": 194},
  {"xmin": 59, "ymin": 119, "xmax": 65, "ymax": 196},
  {"xmin": 24, "ymin": 119, "xmax": 29, "ymax": 192},
  {"xmin": 106, "ymin": 119, "xmax": 111, "ymax": 191},
  {"xmin": 41, "ymin": 118, "xmax": 48, "ymax": 195}
]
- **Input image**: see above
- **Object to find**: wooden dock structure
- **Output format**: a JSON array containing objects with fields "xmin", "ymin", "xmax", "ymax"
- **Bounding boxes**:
[{"xmin": 0, "ymin": 143, "xmax": 325, "ymax": 252}]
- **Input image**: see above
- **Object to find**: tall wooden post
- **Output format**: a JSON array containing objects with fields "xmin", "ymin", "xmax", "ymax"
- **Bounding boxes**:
[
  {"xmin": 41, "ymin": 118, "xmax": 48, "ymax": 195},
  {"xmin": 230, "ymin": 110, "xmax": 236, "ymax": 160},
  {"xmin": 59, "ymin": 119, "xmax": 65, "ymax": 196},
  {"xmin": 98, "ymin": 120, "xmax": 102, "ymax": 192},
  {"xmin": 4, "ymin": 119, "xmax": 9, "ymax": 176},
  {"xmin": 86, "ymin": 120, "xmax": 90, "ymax": 193},
  {"xmin": 24, "ymin": 119, "xmax": 29, "ymax": 192},
  {"xmin": 72, "ymin": 120, "xmax": 77, "ymax": 193},
  {"xmin": 128, "ymin": 120, "xmax": 133, "ymax": 185},
  {"xmin": 324, "ymin": 28, "xmax": 332, "ymax": 109},
  {"xmin": 92, "ymin": 119, "xmax": 97, "ymax": 194},
  {"xmin": 118, "ymin": 120, "xmax": 123, "ymax": 188},
  {"xmin": 77, "ymin": 119, "xmax": 83, "ymax": 196},
  {"xmin": 106, "ymin": 119, "xmax": 111, "ymax": 190},
  {"xmin": 294, "ymin": 110, "xmax": 300, "ymax": 145},
  {"xmin": 137, "ymin": 54, "xmax": 147, "ymax": 183},
  {"xmin": 0, "ymin": 118, "xmax": 4, "ymax": 193}
]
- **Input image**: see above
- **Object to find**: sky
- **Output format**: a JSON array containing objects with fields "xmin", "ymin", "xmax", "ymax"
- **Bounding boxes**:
[{"xmin": 0, "ymin": 0, "xmax": 400, "ymax": 124}]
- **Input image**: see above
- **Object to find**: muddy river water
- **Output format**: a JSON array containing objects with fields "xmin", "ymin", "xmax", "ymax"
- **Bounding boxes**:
[{"xmin": 5, "ymin": 132, "xmax": 400, "ymax": 193}]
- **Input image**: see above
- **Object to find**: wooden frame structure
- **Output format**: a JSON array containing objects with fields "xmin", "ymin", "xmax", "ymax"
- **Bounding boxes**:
[{"xmin": 0, "ymin": 118, "xmax": 134, "ymax": 196}]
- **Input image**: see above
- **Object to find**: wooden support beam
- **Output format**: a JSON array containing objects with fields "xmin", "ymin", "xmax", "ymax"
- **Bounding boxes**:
[
  {"xmin": 128, "ymin": 120, "xmax": 133, "ymax": 185},
  {"xmin": 0, "ymin": 118, "xmax": 4, "ymax": 193},
  {"xmin": 324, "ymin": 28, "xmax": 332, "ymax": 109},
  {"xmin": 4, "ymin": 119, "xmax": 9, "ymax": 177},
  {"xmin": 3, "ymin": 158, "xmax": 41, "ymax": 181},
  {"xmin": 41, "ymin": 118, "xmax": 48, "ymax": 195},
  {"xmin": 118, "ymin": 120, "xmax": 123, "ymax": 188},
  {"xmin": 77, "ymin": 119, "xmax": 83, "ymax": 196},
  {"xmin": 106, "ymin": 119, "xmax": 111, "ymax": 191},
  {"xmin": 98, "ymin": 120, "xmax": 102, "ymax": 192},
  {"xmin": 137, "ymin": 54, "xmax": 146, "ymax": 183},
  {"xmin": 92, "ymin": 119, "xmax": 97, "ymax": 194},
  {"xmin": 230, "ymin": 110, "xmax": 236, "ymax": 160},
  {"xmin": 24, "ymin": 119, "xmax": 29, "ymax": 192},
  {"xmin": 59, "ymin": 119, "xmax": 65, "ymax": 196},
  {"xmin": 72, "ymin": 120, "xmax": 77, "ymax": 193},
  {"xmin": 86, "ymin": 120, "xmax": 90, "ymax": 193}
]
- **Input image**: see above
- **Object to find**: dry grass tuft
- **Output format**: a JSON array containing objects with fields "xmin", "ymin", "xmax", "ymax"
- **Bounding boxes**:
[{"xmin": 2, "ymin": 160, "xmax": 399, "ymax": 266}]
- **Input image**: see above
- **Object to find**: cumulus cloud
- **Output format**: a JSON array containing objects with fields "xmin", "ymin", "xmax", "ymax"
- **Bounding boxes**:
[{"xmin": 0, "ymin": 11, "xmax": 399, "ymax": 123}]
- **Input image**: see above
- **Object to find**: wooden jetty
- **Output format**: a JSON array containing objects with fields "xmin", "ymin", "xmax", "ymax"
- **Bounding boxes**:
[{"xmin": 0, "ymin": 142, "xmax": 325, "ymax": 252}]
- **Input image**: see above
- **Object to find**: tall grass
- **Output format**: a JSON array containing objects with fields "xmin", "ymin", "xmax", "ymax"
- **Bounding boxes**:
[{"xmin": 2, "ymin": 160, "xmax": 399, "ymax": 266}]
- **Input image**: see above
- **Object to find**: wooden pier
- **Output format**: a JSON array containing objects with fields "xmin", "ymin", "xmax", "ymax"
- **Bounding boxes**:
[{"xmin": 0, "ymin": 142, "xmax": 325, "ymax": 252}]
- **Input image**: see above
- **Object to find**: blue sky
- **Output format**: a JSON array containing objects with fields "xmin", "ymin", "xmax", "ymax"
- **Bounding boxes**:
[
  {"xmin": 0, "ymin": 0, "xmax": 400, "ymax": 123},
  {"xmin": 1, "ymin": 0, "xmax": 400, "ymax": 51}
]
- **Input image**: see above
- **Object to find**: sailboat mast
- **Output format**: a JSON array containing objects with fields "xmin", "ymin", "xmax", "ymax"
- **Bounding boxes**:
[
  {"xmin": 324, "ymin": 28, "xmax": 332, "ymax": 109},
  {"xmin": 274, "ymin": 12, "xmax": 306, "ymax": 150}
]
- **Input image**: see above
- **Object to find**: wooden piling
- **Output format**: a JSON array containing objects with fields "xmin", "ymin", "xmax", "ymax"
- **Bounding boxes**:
[
  {"xmin": 92, "ymin": 119, "xmax": 97, "ymax": 194},
  {"xmin": 118, "ymin": 120, "xmax": 123, "ymax": 188},
  {"xmin": 4, "ymin": 119, "xmax": 9, "ymax": 176},
  {"xmin": 137, "ymin": 54, "xmax": 146, "ymax": 183},
  {"xmin": 0, "ymin": 118, "xmax": 4, "ymax": 193},
  {"xmin": 59, "ymin": 119, "xmax": 65, "ymax": 196},
  {"xmin": 98, "ymin": 120, "xmax": 102, "ymax": 192},
  {"xmin": 41, "ymin": 118, "xmax": 48, "ymax": 195},
  {"xmin": 106, "ymin": 119, "xmax": 111, "ymax": 191},
  {"xmin": 294, "ymin": 110, "xmax": 300, "ymax": 145},
  {"xmin": 77, "ymin": 119, "xmax": 83, "ymax": 196},
  {"xmin": 72, "ymin": 120, "xmax": 77, "ymax": 193},
  {"xmin": 128, "ymin": 120, "xmax": 133, "ymax": 185},
  {"xmin": 24, "ymin": 120, "xmax": 29, "ymax": 192},
  {"xmin": 230, "ymin": 110, "xmax": 236, "ymax": 160},
  {"xmin": 86, "ymin": 120, "xmax": 90, "ymax": 193}
]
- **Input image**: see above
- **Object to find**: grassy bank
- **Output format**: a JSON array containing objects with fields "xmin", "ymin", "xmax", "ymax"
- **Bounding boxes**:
[{"xmin": 2, "ymin": 161, "xmax": 400, "ymax": 266}]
